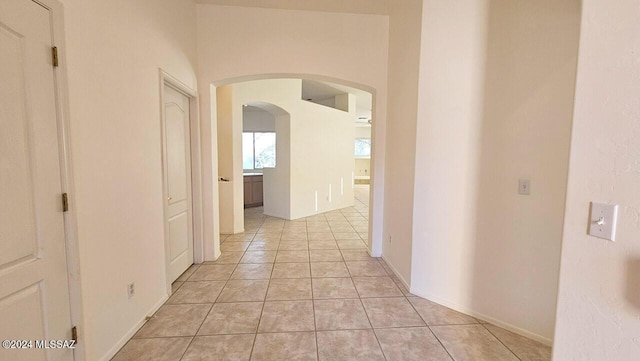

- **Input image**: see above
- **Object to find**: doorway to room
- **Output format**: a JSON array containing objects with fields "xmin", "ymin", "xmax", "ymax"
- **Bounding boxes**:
[
  {"xmin": 217, "ymin": 79, "xmax": 372, "ymax": 244},
  {"xmin": 216, "ymin": 78, "xmax": 375, "ymax": 253},
  {"xmin": 160, "ymin": 72, "xmax": 204, "ymax": 290}
]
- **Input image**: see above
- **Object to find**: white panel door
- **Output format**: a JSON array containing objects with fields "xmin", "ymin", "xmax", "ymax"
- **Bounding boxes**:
[
  {"xmin": 163, "ymin": 85, "xmax": 194, "ymax": 283},
  {"xmin": 0, "ymin": 1, "xmax": 73, "ymax": 360}
]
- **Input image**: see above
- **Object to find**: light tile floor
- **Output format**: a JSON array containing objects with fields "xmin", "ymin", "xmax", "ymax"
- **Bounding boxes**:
[{"xmin": 113, "ymin": 186, "xmax": 551, "ymax": 361}]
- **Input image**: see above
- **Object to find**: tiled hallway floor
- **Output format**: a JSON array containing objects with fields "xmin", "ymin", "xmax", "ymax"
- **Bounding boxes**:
[{"xmin": 113, "ymin": 186, "xmax": 551, "ymax": 360}]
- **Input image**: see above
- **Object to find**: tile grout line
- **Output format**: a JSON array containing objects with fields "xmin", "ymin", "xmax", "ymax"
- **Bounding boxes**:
[
  {"xmin": 172, "ymin": 199, "xmax": 538, "ymax": 361},
  {"xmin": 403, "ymin": 292, "xmax": 457, "ymax": 361},
  {"xmin": 481, "ymin": 323, "xmax": 523, "ymax": 361},
  {"xmin": 343, "ymin": 203, "xmax": 387, "ymax": 361},
  {"xmin": 135, "ymin": 323, "xmax": 509, "ymax": 339},
  {"xmin": 131, "ymin": 255, "xmax": 202, "ymax": 361},
  {"xmin": 175, "ymin": 239, "xmax": 244, "ymax": 361},
  {"xmin": 356, "ymin": 268, "xmax": 388, "ymax": 361},
  {"xmin": 189, "ymin": 213, "xmax": 264, "ymax": 361},
  {"xmin": 246, "ymin": 213, "xmax": 269, "ymax": 361},
  {"xmin": 305, "ymin": 219, "xmax": 322, "ymax": 361},
  {"xmin": 183, "ymin": 200, "xmax": 369, "ymax": 359}
]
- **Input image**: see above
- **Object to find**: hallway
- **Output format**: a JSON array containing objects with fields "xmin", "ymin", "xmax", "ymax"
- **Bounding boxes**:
[{"xmin": 113, "ymin": 186, "xmax": 551, "ymax": 360}]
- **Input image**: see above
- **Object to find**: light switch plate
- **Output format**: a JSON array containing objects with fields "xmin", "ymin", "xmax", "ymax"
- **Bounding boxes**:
[
  {"xmin": 518, "ymin": 179, "xmax": 531, "ymax": 195},
  {"xmin": 588, "ymin": 202, "xmax": 618, "ymax": 241}
]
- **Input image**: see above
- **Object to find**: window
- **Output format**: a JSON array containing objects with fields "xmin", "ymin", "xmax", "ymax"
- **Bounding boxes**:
[
  {"xmin": 354, "ymin": 138, "xmax": 371, "ymax": 158},
  {"xmin": 243, "ymin": 132, "xmax": 276, "ymax": 170}
]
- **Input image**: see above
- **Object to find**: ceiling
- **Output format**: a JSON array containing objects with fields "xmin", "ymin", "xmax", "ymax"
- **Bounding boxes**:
[{"xmin": 195, "ymin": 0, "xmax": 390, "ymax": 16}]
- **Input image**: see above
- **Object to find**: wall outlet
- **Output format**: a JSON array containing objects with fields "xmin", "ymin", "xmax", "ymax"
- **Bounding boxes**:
[
  {"xmin": 388, "ymin": 235, "xmax": 392, "ymax": 244},
  {"xmin": 127, "ymin": 282, "xmax": 135, "ymax": 298}
]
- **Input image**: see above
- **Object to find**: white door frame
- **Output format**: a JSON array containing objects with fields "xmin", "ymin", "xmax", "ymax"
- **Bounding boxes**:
[
  {"xmin": 28, "ymin": 0, "xmax": 85, "ymax": 360},
  {"xmin": 159, "ymin": 70, "xmax": 203, "ymax": 295}
]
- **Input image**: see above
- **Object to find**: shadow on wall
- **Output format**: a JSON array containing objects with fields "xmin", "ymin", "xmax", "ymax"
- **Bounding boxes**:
[
  {"xmin": 468, "ymin": 0, "xmax": 581, "ymax": 341},
  {"xmin": 626, "ymin": 257, "xmax": 640, "ymax": 311}
]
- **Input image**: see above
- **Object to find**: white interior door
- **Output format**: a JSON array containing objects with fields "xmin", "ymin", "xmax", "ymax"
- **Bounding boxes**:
[
  {"xmin": 0, "ymin": 1, "xmax": 73, "ymax": 360},
  {"xmin": 163, "ymin": 84, "xmax": 194, "ymax": 283}
]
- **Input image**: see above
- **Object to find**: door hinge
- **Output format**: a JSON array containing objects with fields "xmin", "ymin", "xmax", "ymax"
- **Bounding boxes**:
[
  {"xmin": 62, "ymin": 193, "xmax": 69, "ymax": 212},
  {"xmin": 71, "ymin": 326, "xmax": 78, "ymax": 342},
  {"xmin": 52, "ymin": 46, "xmax": 59, "ymax": 67}
]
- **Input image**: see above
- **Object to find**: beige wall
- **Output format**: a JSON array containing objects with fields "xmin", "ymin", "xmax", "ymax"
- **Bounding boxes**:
[
  {"xmin": 58, "ymin": 0, "xmax": 198, "ymax": 359},
  {"xmin": 196, "ymin": 4, "xmax": 389, "ymax": 255},
  {"xmin": 409, "ymin": 0, "xmax": 580, "ymax": 343},
  {"xmin": 196, "ymin": 0, "xmax": 390, "ymax": 16},
  {"xmin": 554, "ymin": 0, "xmax": 640, "ymax": 359}
]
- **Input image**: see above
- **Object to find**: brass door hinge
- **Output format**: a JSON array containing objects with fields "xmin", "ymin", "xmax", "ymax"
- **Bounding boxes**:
[
  {"xmin": 71, "ymin": 326, "xmax": 78, "ymax": 342},
  {"xmin": 52, "ymin": 46, "xmax": 59, "ymax": 67},
  {"xmin": 62, "ymin": 193, "xmax": 69, "ymax": 212}
]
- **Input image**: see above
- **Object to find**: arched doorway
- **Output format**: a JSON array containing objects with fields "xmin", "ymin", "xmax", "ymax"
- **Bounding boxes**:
[{"xmin": 201, "ymin": 74, "xmax": 384, "ymax": 262}]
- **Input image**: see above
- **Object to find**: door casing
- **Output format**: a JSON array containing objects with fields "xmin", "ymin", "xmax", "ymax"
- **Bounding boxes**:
[
  {"xmin": 25, "ymin": 0, "xmax": 85, "ymax": 360},
  {"xmin": 159, "ymin": 70, "xmax": 203, "ymax": 296}
]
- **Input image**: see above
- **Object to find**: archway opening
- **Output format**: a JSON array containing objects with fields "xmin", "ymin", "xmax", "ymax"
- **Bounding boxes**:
[{"xmin": 212, "ymin": 75, "xmax": 381, "ymax": 258}]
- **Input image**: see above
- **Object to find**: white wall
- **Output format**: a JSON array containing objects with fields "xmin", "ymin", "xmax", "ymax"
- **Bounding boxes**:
[
  {"xmin": 218, "ymin": 79, "xmax": 356, "ymax": 221},
  {"xmin": 409, "ymin": 0, "xmax": 580, "ymax": 344},
  {"xmin": 263, "ymin": 112, "xmax": 292, "ymax": 219},
  {"xmin": 470, "ymin": 0, "xmax": 580, "ymax": 341},
  {"xmin": 553, "ymin": 0, "xmax": 640, "ymax": 359},
  {"xmin": 58, "ymin": 0, "xmax": 198, "ymax": 359},
  {"xmin": 355, "ymin": 125, "xmax": 371, "ymax": 139},
  {"xmin": 408, "ymin": 0, "xmax": 487, "ymax": 314},
  {"xmin": 196, "ymin": 4, "xmax": 389, "ymax": 255},
  {"xmin": 243, "ymin": 107, "xmax": 275, "ymax": 132},
  {"xmin": 382, "ymin": 0, "xmax": 423, "ymax": 284}
]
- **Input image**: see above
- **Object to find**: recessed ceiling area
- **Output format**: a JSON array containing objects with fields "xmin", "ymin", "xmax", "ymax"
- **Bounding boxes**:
[
  {"xmin": 301, "ymin": 79, "xmax": 372, "ymax": 124},
  {"xmin": 195, "ymin": 0, "xmax": 390, "ymax": 16}
]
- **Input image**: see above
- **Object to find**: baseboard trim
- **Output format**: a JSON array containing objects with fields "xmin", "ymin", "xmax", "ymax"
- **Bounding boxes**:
[
  {"xmin": 366, "ymin": 247, "xmax": 382, "ymax": 258},
  {"xmin": 409, "ymin": 287, "xmax": 553, "ymax": 346},
  {"xmin": 380, "ymin": 255, "xmax": 411, "ymax": 291},
  {"xmin": 377, "ymin": 256, "xmax": 553, "ymax": 346},
  {"xmin": 99, "ymin": 294, "xmax": 169, "ymax": 361},
  {"xmin": 262, "ymin": 210, "xmax": 289, "ymax": 220},
  {"xmin": 369, "ymin": 251, "xmax": 382, "ymax": 257}
]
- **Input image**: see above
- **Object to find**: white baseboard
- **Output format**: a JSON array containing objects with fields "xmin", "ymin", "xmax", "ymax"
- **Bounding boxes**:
[
  {"xmin": 262, "ymin": 210, "xmax": 289, "ymax": 220},
  {"xmin": 366, "ymin": 247, "xmax": 382, "ymax": 258},
  {"xmin": 377, "ymin": 255, "xmax": 553, "ymax": 347},
  {"xmin": 99, "ymin": 294, "xmax": 169, "ymax": 361},
  {"xmin": 211, "ymin": 248, "xmax": 222, "ymax": 262},
  {"xmin": 380, "ymin": 255, "xmax": 410, "ymax": 291},
  {"xmin": 409, "ymin": 287, "xmax": 553, "ymax": 346}
]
